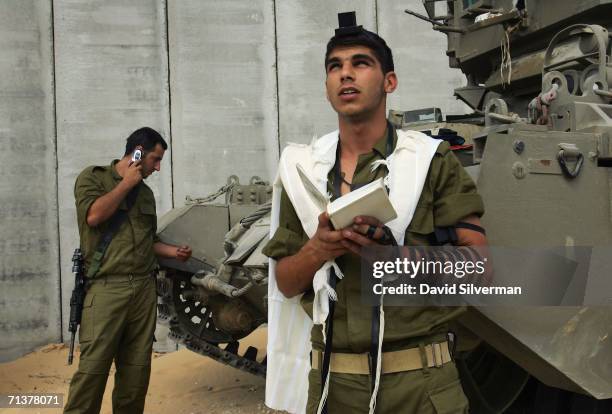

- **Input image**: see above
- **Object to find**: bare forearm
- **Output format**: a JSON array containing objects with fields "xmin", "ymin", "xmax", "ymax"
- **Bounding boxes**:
[
  {"xmin": 455, "ymin": 215, "xmax": 487, "ymax": 246},
  {"xmin": 154, "ymin": 242, "xmax": 192, "ymax": 262},
  {"xmin": 276, "ymin": 243, "xmax": 327, "ymax": 298},
  {"xmin": 87, "ymin": 180, "xmax": 133, "ymax": 226},
  {"xmin": 154, "ymin": 242, "xmax": 177, "ymax": 258}
]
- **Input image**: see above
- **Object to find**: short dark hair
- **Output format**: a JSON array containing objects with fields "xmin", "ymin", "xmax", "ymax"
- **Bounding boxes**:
[
  {"xmin": 124, "ymin": 127, "xmax": 168, "ymax": 156},
  {"xmin": 325, "ymin": 29, "xmax": 394, "ymax": 74}
]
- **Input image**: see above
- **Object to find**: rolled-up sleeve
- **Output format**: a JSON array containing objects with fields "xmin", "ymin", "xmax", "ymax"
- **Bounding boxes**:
[
  {"xmin": 74, "ymin": 169, "xmax": 105, "ymax": 228},
  {"xmin": 262, "ymin": 187, "xmax": 309, "ymax": 260},
  {"xmin": 431, "ymin": 144, "xmax": 484, "ymax": 227}
]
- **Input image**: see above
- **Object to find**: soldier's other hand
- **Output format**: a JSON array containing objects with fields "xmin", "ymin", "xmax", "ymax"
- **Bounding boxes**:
[
  {"xmin": 175, "ymin": 245, "xmax": 192, "ymax": 262},
  {"xmin": 342, "ymin": 216, "xmax": 397, "ymax": 261},
  {"xmin": 124, "ymin": 160, "xmax": 143, "ymax": 187},
  {"xmin": 340, "ymin": 216, "xmax": 387, "ymax": 256},
  {"xmin": 305, "ymin": 212, "xmax": 350, "ymax": 262}
]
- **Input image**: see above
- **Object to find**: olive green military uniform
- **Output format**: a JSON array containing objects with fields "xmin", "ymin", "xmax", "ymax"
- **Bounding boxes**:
[
  {"xmin": 263, "ymin": 128, "xmax": 484, "ymax": 413},
  {"xmin": 64, "ymin": 160, "xmax": 159, "ymax": 414}
]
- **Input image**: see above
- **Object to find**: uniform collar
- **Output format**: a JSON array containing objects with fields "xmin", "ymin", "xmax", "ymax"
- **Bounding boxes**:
[{"xmin": 371, "ymin": 125, "xmax": 397, "ymax": 157}]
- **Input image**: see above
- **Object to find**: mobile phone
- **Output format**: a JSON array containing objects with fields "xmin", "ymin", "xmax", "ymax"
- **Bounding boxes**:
[{"xmin": 131, "ymin": 149, "xmax": 142, "ymax": 163}]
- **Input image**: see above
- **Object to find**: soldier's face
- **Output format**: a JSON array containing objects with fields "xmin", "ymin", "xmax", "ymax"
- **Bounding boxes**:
[
  {"xmin": 141, "ymin": 144, "xmax": 165, "ymax": 178},
  {"xmin": 325, "ymin": 45, "xmax": 396, "ymax": 121}
]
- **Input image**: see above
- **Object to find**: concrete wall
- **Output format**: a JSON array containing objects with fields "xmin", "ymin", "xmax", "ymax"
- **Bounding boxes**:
[
  {"xmin": 168, "ymin": 0, "xmax": 278, "ymax": 202},
  {"xmin": 0, "ymin": 0, "xmax": 60, "ymax": 362},
  {"xmin": 0, "ymin": 0, "xmax": 465, "ymax": 361}
]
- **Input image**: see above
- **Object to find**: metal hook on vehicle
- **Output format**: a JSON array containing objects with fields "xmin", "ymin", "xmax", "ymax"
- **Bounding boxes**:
[{"xmin": 557, "ymin": 143, "xmax": 584, "ymax": 179}]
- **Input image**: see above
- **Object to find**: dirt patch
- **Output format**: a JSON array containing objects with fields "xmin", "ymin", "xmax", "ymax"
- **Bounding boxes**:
[{"xmin": 0, "ymin": 328, "xmax": 281, "ymax": 414}]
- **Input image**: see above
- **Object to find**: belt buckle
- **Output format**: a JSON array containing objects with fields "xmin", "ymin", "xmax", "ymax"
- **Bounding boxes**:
[{"xmin": 432, "ymin": 342, "xmax": 443, "ymax": 368}]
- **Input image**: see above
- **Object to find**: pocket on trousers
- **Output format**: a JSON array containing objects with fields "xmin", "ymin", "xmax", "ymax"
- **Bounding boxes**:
[
  {"xmin": 428, "ymin": 379, "xmax": 469, "ymax": 414},
  {"xmin": 78, "ymin": 294, "xmax": 94, "ymax": 343}
]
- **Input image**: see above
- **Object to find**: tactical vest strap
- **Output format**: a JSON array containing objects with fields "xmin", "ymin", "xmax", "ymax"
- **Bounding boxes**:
[{"xmin": 85, "ymin": 185, "xmax": 140, "ymax": 278}]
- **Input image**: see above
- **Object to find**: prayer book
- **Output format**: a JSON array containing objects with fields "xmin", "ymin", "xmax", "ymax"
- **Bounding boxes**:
[{"xmin": 296, "ymin": 163, "xmax": 397, "ymax": 229}]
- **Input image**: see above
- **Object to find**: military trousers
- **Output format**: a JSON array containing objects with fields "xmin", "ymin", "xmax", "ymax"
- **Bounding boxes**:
[
  {"xmin": 306, "ymin": 358, "xmax": 469, "ymax": 413},
  {"xmin": 64, "ymin": 273, "xmax": 157, "ymax": 414}
]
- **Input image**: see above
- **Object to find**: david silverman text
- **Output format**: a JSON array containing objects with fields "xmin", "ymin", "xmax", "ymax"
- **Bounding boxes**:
[{"xmin": 372, "ymin": 283, "xmax": 522, "ymax": 295}]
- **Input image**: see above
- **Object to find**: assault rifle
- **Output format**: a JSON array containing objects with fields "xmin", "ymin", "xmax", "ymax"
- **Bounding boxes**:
[{"xmin": 67, "ymin": 248, "xmax": 86, "ymax": 365}]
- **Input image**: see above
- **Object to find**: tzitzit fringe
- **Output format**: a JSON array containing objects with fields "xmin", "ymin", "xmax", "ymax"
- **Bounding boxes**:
[
  {"xmin": 316, "ymin": 321, "xmax": 331, "ymax": 414},
  {"xmin": 368, "ymin": 301, "xmax": 385, "ymax": 414}
]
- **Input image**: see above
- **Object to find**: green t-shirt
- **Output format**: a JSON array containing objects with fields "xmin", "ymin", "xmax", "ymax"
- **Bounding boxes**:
[
  {"xmin": 74, "ymin": 160, "xmax": 160, "ymax": 278},
  {"xmin": 262, "ymin": 128, "xmax": 484, "ymax": 353}
]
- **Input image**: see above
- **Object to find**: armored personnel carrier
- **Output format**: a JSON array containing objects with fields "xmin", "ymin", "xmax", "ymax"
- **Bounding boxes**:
[{"xmin": 156, "ymin": 1, "xmax": 612, "ymax": 412}]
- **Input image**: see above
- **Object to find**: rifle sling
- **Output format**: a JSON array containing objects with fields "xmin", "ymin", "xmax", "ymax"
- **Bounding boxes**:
[{"xmin": 86, "ymin": 185, "xmax": 141, "ymax": 279}]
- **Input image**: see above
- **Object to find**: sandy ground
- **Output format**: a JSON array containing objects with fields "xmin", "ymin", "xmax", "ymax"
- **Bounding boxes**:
[{"xmin": 0, "ymin": 328, "xmax": 281, "ymax": 414}]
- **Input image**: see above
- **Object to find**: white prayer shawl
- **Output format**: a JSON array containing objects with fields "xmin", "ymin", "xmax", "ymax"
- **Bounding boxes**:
[{"xmin": 266, "ymin": 129, "xmax": 441, "ymax": 414}]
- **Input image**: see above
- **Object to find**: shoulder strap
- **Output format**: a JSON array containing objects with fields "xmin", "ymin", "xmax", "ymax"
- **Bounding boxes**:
[{"xmin": 86, "ymin": 185, "xmax": 141, "ymax": 278}]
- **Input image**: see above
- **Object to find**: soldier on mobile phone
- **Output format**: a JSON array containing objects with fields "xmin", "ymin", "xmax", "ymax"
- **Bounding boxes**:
[{"xmin": 64, "ymin": 127, "xmax": 192, "ymax": 414}]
